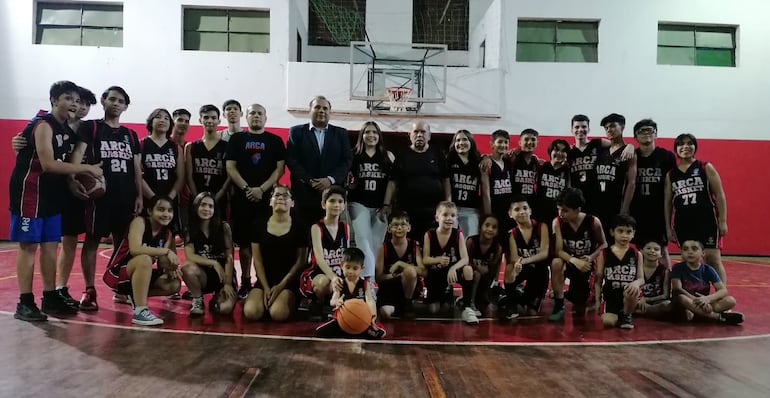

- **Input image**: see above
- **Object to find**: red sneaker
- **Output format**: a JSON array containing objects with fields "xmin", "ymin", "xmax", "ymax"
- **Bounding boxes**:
[{"xmin": 79, "ymin": 288, "xmax": 99, "ymax": 312}]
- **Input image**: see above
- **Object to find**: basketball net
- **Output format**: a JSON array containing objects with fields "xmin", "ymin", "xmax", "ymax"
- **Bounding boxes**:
[{"xmin": 385, "ymin": 86, "xmax": 413, "ymax": 112}]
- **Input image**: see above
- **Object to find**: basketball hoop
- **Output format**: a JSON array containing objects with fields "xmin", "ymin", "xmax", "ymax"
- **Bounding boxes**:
[{"xmin": 385, "ymin": 86, "xmax": 413, "ymax": 112}]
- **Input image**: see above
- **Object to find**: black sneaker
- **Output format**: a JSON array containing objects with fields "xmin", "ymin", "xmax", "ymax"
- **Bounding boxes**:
[
  {"xmin": 182, "ymin": 291, "xmax": 194, "ymax": 300},
  {"xmin": 57, "ymin": 287, "xmax": 80, "ymax": 308},
  {"xmin": 14, "ymin": 302, "xmax": 47, "ymax": 322},
  {"xmin": 365, "ymin": 325, "xmax": 386, "ymax": 339},
  {"xmin": 42, "ymin": 293, "xmax": 79, "ymax": 315},
  {"xmin": 237, "ymin": 283, "xmax": 252, "ymax": 300},
  {"xmin": 619, "ymin": 312, "xmax": 634, "ymax": 329},
  {"xmin": 718, "ymin": 311, "xmax": 744, "ymax": 325}
]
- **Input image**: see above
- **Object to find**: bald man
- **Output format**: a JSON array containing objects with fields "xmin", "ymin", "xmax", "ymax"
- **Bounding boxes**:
[{"xmin": 384, "ymin": 121, "xmax": 451, "ymax": 240}]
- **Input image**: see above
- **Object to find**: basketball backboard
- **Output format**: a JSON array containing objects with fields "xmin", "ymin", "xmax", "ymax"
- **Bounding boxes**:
[{"xmin": 349, "ymin": 41, "xmax": 447, "ymax": 112}]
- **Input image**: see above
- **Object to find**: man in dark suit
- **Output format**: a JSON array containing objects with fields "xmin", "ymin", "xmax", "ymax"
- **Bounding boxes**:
[{"xmin": 286, "ymin": 96, "xmax": 353, "ymax": 227}]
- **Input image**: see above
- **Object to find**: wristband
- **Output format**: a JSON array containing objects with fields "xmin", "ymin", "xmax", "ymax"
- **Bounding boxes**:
[{"xmin": 242, "ymin": 184, "xmax": 250, "ymax": 192}]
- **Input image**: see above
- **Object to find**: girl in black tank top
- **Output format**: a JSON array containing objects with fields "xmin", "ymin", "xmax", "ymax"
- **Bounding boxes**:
[
  {"xmin": 141, "ymin": 109, "xmax": 184, "ymax": 200},
  {"xmin": 180, "ymin": 192, "xmax": 237, "ymax": 315},
  {"xmin": 447, "ymin": 130, "xmax": 482, "ymax": 236}
]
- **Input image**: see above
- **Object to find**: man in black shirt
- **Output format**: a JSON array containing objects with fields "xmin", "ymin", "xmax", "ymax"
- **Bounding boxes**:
[{"xmin": 384, "ymin": 121, "xmax": 450, "ymax": 240}]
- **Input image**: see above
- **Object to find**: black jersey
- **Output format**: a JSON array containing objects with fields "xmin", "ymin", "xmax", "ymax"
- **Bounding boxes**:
[
  {"xmin": 488, "ymin": 158, "xmax": 514, "ymax": 216},
  {"xmin": 141, "ymin": 137, "xmax": 179, "ymax": 197},
  {"xmin": 569, "ymin": 139, "xmax": 602, "ymax": 204},
  {"xmin": 190, "ymin": 138, "xmax": 228, "ymax": 194},
  {"xmin": 426, "ymin": 228, "xmax": 461, "ymax": 269},
  {"xmin": 669, "ymin": 160, "xmax": 717, "ymax": 229},
  {"xmin": 559, "ymin": 214, "xmax": 598, "ymax": 257},
  {"xmin": 512, "ymin": 220, "xmax": 548, "ymax": 267},
  {"xmin": 448, "ymin": 155, "xmax": 481, "ymax": 209},
  {"xmin": 535, "ymin": 162, "xmax": 569, "ymax": 223},
  {"xmin": 642, "ymin": 262, "xmax": 667, "ymax": 299},
  {"xmin": 595, "ymin": 146, "xmax": 629, "ymax": 204},
  {"xmin": 77, "ymin": 120, "xmax": 141, "ymax": 200},
  {"xmin": 186, "ymin": 222, "xmax": 227, "ymax": 264},
  {"xmin": 348, "ymin": 151, "xmax": 390, "ymax": 208},
  {"xmin": 9, "ymin": 113, "xmax": 75, "ymax": 217},
  {"xmin": 383, "ymin": 238, "xmax": 419, "ymax": 267},
  {"xmin": 341, "ymin": 277, "xmax": 368, "ymax": 301},
  {"xmin": 511, "ymin": 154, "xmax": 538, "ymax": 198},
  {"xmin": 602, "ymin": 247, "xmax": 639, "ymax": 292},
  {"xmin": 309, "ymin": 220, "xmax": 349, "ymax": 277},
  {"xmin": 467, "ymin": 235, "xmax": 501, "ymax": 269},
  {"xmin": 631, "ymin": 147, "xmax": 676, "ymax": 215}
]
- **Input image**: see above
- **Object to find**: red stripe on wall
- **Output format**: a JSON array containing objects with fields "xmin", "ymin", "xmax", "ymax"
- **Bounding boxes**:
[{"xmin": 1, "ymin": 119, "xmax": 767, "ymax": 255}]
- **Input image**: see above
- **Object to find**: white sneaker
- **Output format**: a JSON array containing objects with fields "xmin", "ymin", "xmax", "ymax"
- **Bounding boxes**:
[
  {"xmin": 461, "ymin": 307, "xmax": 479, "ymax": 324},
  {"xmin": 190, "ymin": 297, "xmax": 204, "ymax": 316},
  {"xmin": 113, "ymin": 294, "xmax": 131, "ymax": 305},
  {"xmin": 132, "ymin": 307, "xmax": 163, "ymax": 326},
  {"xmin": 470, "ymin": 303, "xmax": 482, "ymax": 317}
]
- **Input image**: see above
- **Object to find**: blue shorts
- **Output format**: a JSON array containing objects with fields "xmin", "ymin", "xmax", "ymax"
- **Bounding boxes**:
[{"xmin": 9, "ymin": 213, "xmax": 62, "ymax": 243}]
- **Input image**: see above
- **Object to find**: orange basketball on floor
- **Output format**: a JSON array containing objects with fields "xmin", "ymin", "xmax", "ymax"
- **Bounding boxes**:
[
  {"xmin": 337, "ymin": 299, "xmax": 372, "ymax": 335},
  {"xmin": 76, "ymin": 173, "xmax": 106, "ymax": 199}
]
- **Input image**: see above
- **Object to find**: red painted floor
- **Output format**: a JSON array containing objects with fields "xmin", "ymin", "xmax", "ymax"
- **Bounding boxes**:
[{"xmin": 1, "ymin": 244, "xmax": 768, "ymax": 344}]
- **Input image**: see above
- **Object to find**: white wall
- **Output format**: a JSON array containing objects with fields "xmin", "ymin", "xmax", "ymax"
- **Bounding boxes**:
[{"xmin": 1, "ymin": 0, "xmax": 769, "ymax": 140}]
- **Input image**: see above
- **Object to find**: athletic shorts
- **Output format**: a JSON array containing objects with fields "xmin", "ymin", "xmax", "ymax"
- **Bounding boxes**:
[
  {"xmin": 509, "ymin": 265, "xmax": 549, "ymax": 311},
  {"xmin": 103, "ymin": 262, "xmax": 164, "ymax": 296},
  {"xmin": 603, "ymin": 288, "xmax": 625, "ymax": 315},
  {"xmin": 299, "ymin": 266, "xmax": 342, "ymax": 299},
  {"xmin": 85, "ymin": 195, "xmax": 135, "ymax": 239},
  {"xmin": 377, "ymin": 275, "xmax": 424, "ymax": 308},
  {"xmin": 61, "ymin": 192, "xmax": 86, "ymax": 236},
  {"xmin": 674, "ymin": 223, "xmax": 721, "ymax": 249},
  {"xmin": 564, "ymin": 262, "xmax": 593, "ymax": 306},
  {"xmin": 200, "ymin": 264, "xmax": 237, "ymax": 294},
  {"xmin": 631, "ymin": 209, "xmax": 668, "ymax": 246},
  {"xmin": 424, "ymin": 267, "xmax": 455, "ymax": 304},
  {"xmin": 9, "ymin": 213, "xmax": 61, "ymax": 243}
]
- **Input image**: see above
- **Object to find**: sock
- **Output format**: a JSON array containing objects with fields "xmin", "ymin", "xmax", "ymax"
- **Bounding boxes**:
[
  {"xmin": 85, "ymin": 285, "xmax": 95, "ymax": 291},
  {"xmin": 19, "ymin": 293, "xmax": 35, "ymax": 305},
  {"xmin": 505, "ymin": 283, "xmax": 518, "ymax": 309},
  {"xmin": 56, "ymin": 285, "xmax": 66, "ymax": 290},
  {"xmin": 461, "ymin": 279, "xmax": 473, "ymax": 308},
  {"xmin": 133, "ymin": 305, "xmax": 148, "ymax": 315},
  {"xmin": 554, "ymin": 298, "xmax": 565, "ymax": 311}
]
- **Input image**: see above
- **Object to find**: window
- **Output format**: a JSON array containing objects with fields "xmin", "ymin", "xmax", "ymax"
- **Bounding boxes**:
[
  {"xmin": 183, "ymin": 8, "xmax": 270, "ymax": 53},
  {"xmin": 657, "ymin": 24, "xmax": 736, "ymax": 67},
  {"xmin": 413, "ymin": 0, "xmax": 469, "ymax": 51},
  {"xmin": 308, "ymin": 0, "xmax": 365, "ymax": 46},
  {"xmin": 516, "ymin": 20, "xmax": 598, "ymax": 63},
  {"xmin": 35, "ymin": 2, "xmax": 123, "ymax": 47}
]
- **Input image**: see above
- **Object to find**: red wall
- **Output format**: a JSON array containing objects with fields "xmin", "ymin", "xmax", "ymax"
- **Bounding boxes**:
[{"xmin": 2, "ymin": 118, "xmax": 768, "ymax": 255}]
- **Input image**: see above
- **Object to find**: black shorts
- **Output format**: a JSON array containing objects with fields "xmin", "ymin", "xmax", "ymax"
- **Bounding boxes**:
[
  {"xmin": 377, "ymin": 276, "xmax": 421, "ymax": 309},
  {"xmin": 115, "ymin": 267, "xmax": 164, "ymax": 296},
  {"xmin": 674, "ymin": 221, "xmax": 720, "ymax": 249},
  {"xmin": 603, "ymin": 288, "xmax": 624, "ymax": 315},
  {"xmin": 564, "ymin": 262, "xmax": 593, "ymax": 306},
  {"xmin": 509, "ymin": 265, "xmax": 549, "ymax": 310},
  {"xmin": 61, "ymin": 191, "xmax": 86, "ymax": 236},
  {"xmin": 230, "ymin": 194, "xmax": 268, "ymax": 246},
  {"xmin": 632, "ymin": 210, "xmax": 668, "ymax": 246},
  {"xmin": 200, "ymin": 265, "xmax": 237, "ymax": 294},
  {"xmin": 85, "ymin": 195, "xmax": 135, "ymax": 239},
  {"xmin": 424, "ymin": 267, "xmax": 454, "ymax": 304}
]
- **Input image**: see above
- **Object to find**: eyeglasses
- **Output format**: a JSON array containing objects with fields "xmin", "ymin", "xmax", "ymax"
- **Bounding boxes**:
[
  {"xmin": 272, "ymin": 192, "xmax": 291, "ymax": 199},
  {"xmin": 389, "ymin": 222, "xmax": 408, "ymax": 228}
]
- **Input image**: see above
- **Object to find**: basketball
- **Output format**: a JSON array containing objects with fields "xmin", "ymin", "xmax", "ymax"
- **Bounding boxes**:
[
  {"xmin": 336, "ymin": 299, "xmax": 372, "ymax": 335},
  {"xmin": 76, "ymin": 174, "xmax": 107, "ymax": 199}
]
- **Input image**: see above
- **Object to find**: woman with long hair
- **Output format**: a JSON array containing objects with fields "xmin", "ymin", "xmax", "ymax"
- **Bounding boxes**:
[
  {"xmin": 180, "ymin": 192, "xmax": 237, "ymax": 316},
  {"xmin": 346, "ymin": 121, "xmax": 394, "ymax": 280},
  {"xmin": 141, "ymin": 108, "xmax": 185, "ymax": 232},
  {"xmin": 447, "ymin": 129, "xmax": 482, "ymax": 236}
]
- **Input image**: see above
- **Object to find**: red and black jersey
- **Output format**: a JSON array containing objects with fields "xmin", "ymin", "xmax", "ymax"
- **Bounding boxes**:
[
  {"xmin": 308, "ymin": 220, "xmax": 349, "ymax": 278},
  {"xmin": 559, "ymin": 214, "xmax": 599, "ymax": 258},
  {"xmin": 383, "ymin": 238, "xmax": 420, "ymax": 267},
  {"xmin": 642, "ymin": 262, "xmax": 667, "ymax": 299},
  {"xmin": 185, "ymin": 222, "xmax": 227, "ymax": 265},
  {"xmin": 141, "ymin": 137, "xmax": 179, "ymax": 197},
  {"xmin": 568, "ymin": 139, "xmax": 602, "ymax": 204},
  {"xmin": 601, "ymin": 247, "xmax": 639, "ymax": 292},
  {"xmin": 488, "ymin": 158, "xmax": 514, "ymax": 217},
  {"xmin": 77, "ymin": 119, "xmax": 140, "ymax": 200},
  {"xmin": 189, "ymin": 139, "xmax": 228, "ymax": 195},
  {"xmin": 669, "ymin": 160, "xmax": 717, "ymax": 229},
  {"xmin": 9, "ymin": 112, "xmax": 76, "ymax": 217},
  {"xmin": 341, "ymin": 277, "xmax": 368, "ymax": 301},
  {"xmin": 512, "ymin": 220, "xmax": 548, "ymax": 268},
  {"xmin": 448, "ymin": 155, "xmax": 481, "ymax": 209},
  {"xmin": 466, "ymin": 235, "xmax": 500, "ymax": 269},
  {"xmin": 426, "ymin": 228, "xmax": 461, "ymax": 269},
  {"xmin": 595, "ymin": 146, "xmax": 629, "ymax": 209}
]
